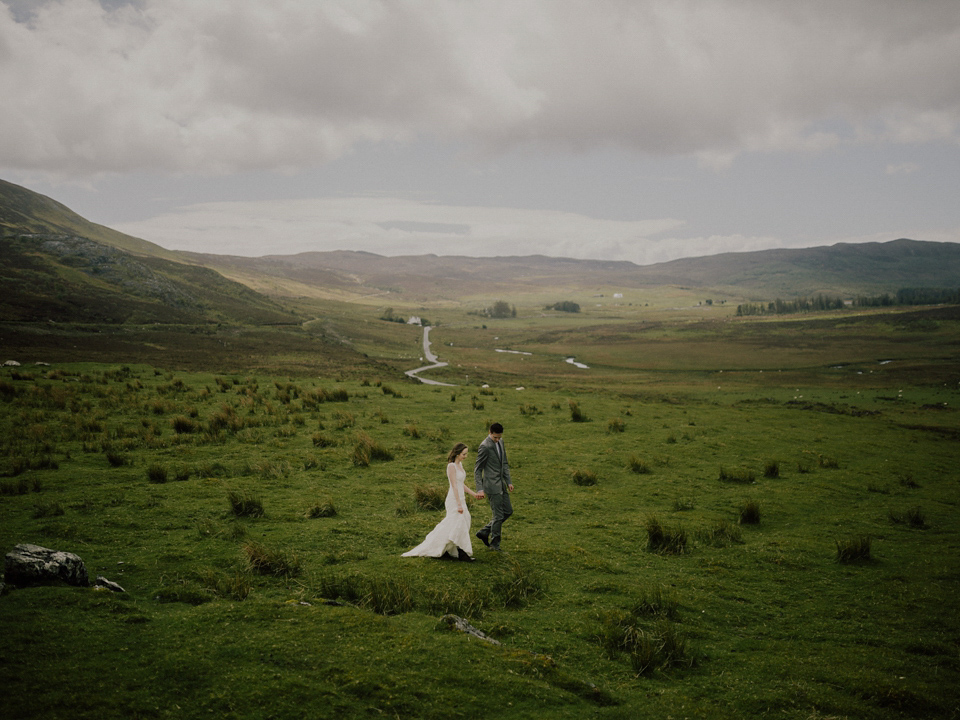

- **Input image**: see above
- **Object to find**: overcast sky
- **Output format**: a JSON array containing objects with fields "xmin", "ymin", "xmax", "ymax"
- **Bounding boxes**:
[{"xmin": 2, "ymin": 0, "xmax": 958, "ymax": 265}]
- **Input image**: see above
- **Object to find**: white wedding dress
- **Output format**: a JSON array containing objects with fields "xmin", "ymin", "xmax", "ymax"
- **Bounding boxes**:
[{"xmin": 402, "ymin": 462, "xmax": 473, "ymax": 558}]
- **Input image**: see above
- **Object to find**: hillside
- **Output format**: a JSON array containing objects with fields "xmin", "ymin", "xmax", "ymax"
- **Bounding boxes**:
[
  {"xmin": 1, "ymin": 181, "xmax": 298, "ymax": 326},
  {"xmin": 629, "ymin": 239, "xmax": 960, "ymax": 297},
  {"xmin": 4, "ymin": 177, "xmax": 960, "ymax": 311}
]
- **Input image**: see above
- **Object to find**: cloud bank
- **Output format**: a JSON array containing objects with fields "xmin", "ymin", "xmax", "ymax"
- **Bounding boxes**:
[
  {"xmin": 113, "ymin": 196, "xmax": 794, "ymax": 265},
  {"xmin": 3, "ymin": 0, "xmax": 958, "ymax": 177}
]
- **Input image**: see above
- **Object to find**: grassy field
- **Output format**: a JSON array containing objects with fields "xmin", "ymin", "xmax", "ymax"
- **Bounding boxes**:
[{"xmin": 2, "ymin": 301, "xmax": 958, "ymax": 719}]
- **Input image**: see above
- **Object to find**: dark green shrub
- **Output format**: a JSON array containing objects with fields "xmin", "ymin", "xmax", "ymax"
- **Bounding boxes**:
[{"xmin": 763, "ymin": 460, "xmax": 780, "ymax": 478}]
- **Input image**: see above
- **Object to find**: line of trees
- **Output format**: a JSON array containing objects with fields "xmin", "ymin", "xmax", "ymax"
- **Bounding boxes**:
[
  {"xmin": 853, "ymin": 288, "xmax": 960, "ymax": 307},
  {"xmin": 735, "ymin": 294, "xmax": 845, "ymax": 317},
  {"xmin": 736, "ymin": 287, "xmax": 960, "ymax": 317},
  {"xmin": 545, "ymin": 301, "xmax": 581, "ymax": 313}
]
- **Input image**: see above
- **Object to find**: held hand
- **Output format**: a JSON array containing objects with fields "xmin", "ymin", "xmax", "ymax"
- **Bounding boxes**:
[
  {"xmin": 476, "ymin": 491, "xmax": 485, "ymax": 499},
  {"xmin": 458, "ymin": 507, "xmax": 464, "ymax": 514}
]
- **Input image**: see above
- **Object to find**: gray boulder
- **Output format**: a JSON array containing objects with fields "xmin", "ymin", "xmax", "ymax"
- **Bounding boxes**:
[{"xmin": 4, "ymin": 543, "xmax": 90, "ymax": 588}]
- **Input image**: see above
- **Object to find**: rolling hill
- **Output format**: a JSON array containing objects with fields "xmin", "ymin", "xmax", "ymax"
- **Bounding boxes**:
[
  {"xmin": 1, "ymin": 181, "xmax": 296, "ymax": 326},
  {"xmin": 4, "ymin": 178, "xmax": 960, "ymax": 313}
]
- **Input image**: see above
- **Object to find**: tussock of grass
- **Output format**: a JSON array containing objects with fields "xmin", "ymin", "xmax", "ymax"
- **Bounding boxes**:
[
  {"xmin": 307, "ymin": 499, "xmax": 337, "ymax": 518},
  {"xmin": 818, "ymin": 454, "xmax": 840, "ymax": 469},
  {"xmin": 413, "ymin": 483, "xmax": 447, "ymax": 511},
  {"xmin": 696, "ymin": 520, "xmax": 743, "ymax": 547},
  {"xmin": 597, "ymin": 588, "xmax": 695, "ymax": 676},
  {"xmin": 351, "ymin": 431, "xmax": 394, "ymax": 467},
  {"xmin": 569, "ymin": 400, "xmax": 589, "ymax": 422},
  {"xmin": 572, "ymin": 469, "xmax": 598, "ymax": 486},
  {"xmin": 718, "ymin": 466, "xmax": 756, "ymax": 484},
  {"xmin": 836, "ymin": 535, "xmax": 872, "ymax": 563},
  {"xmin": 645, "ymin": 516, "xmax": 687, "ymax": 554},
  {"xmin": 889, "ymin": 506, "xmax": 927, "ymax": 528},
  {"xmin": 243, "ymin": 541, "xmax": 301, "ymax": 577},
  {"xmin": 739, "ymin": 500, "xmax": 761, "ymax": 524},
  {"xmin": 606, "ymin": 417, "xmax": 625, "ymax": 433},
  {"xmin": 228, "ymin": 490, "xmax": 264, "ymax": 518},
  {"xmin": 628, "ymin": 455, "xmax": 651, "ymax": 474},
  {"xmin": 146, "ymin": 463, "xmax": 168, "ymax": 484}
]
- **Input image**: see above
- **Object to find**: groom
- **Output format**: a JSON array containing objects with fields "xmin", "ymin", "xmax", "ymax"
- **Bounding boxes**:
[{"xmin": 474, "ymin": 422, "xmax": 514, "ymax": 552}]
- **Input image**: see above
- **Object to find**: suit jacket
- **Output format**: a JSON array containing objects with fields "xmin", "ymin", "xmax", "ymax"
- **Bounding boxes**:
[{"xmin": 474, "ymin": 436, "xmax": 511, "ymax": 495}]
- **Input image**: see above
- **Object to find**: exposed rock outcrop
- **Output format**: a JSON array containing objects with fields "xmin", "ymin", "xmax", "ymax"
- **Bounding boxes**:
[{"xmin": 4, "ymin": 543, "xmax": 90, "ymax": 588}]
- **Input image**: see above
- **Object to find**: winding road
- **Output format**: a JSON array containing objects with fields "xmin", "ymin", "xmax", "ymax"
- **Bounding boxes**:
[{"xmin": 405, "ymin": 326, "xmax": 456, "ymax": 386}]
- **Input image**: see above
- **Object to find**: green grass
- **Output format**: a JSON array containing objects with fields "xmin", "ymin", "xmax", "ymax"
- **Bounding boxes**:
[{"xmin": 1, "ymin": 331, "xmax": 959, "ymax": 719}]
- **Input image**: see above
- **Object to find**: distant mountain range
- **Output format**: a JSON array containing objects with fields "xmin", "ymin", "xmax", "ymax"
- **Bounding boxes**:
[{"xmin": 2, "ymin": 178, "xmax": 959, "ymax": 325}]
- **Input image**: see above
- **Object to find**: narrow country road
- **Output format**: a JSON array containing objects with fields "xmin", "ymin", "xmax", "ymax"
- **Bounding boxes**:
[{"xmin": 405, "ymin": 326, "xmax": 456, "ymax": 386}]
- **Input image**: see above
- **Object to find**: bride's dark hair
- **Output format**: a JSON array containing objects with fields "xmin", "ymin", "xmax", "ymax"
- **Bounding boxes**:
[{"xmin": 447, "ymin": 442, "xmax": 468, "ymax": 462}]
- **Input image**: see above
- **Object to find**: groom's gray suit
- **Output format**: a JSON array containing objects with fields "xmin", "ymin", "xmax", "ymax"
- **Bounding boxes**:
[{"xmin": 474, "ymin": 435, "xmax": 513, "ymax": 549}]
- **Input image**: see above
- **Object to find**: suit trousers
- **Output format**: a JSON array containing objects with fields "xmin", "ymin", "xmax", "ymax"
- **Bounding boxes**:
[{"xmin": 481, "ymin": 487, "xmax": 513, "ymax": 548}]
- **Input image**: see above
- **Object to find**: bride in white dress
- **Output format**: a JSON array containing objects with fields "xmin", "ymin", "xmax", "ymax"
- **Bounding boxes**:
[{"xmin": 402, "ymin": 443, "xmax": 479, "ymax": 562}]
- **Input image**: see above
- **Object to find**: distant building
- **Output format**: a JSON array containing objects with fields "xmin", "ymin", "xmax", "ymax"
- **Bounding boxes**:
[
  {"xmin": 407, "ymin": 316, "xmax": 422, "ymax": 325},
  {"xmin": 614, "ymin": 293, "xmax": 623, "ymax": 299}
]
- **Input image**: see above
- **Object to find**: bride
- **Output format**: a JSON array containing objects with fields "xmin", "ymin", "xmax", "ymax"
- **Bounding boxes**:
[{"xmin": 402, "ymin": 442, "xmax": 479, "ymax": 562}]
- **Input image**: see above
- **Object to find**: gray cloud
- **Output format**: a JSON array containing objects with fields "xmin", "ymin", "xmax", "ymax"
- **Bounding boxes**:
[{"xmin": 2, "ymin": 0, "xmax": 958, "ymax": 177}]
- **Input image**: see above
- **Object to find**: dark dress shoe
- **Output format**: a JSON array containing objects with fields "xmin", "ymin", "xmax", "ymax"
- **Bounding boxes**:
[
  {"xmin": 457, "ymin": 548, "xmax": 475, "ymax": 562},
  {"xmin": 475, "ymin": 530, "xmax": 490, "ymax": 547}
]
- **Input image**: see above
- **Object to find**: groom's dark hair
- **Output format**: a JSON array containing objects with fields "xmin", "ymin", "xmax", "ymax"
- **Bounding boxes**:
[{"xmin": 490, "ymin": 422, "xmax": 504, "ymax": 433}]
